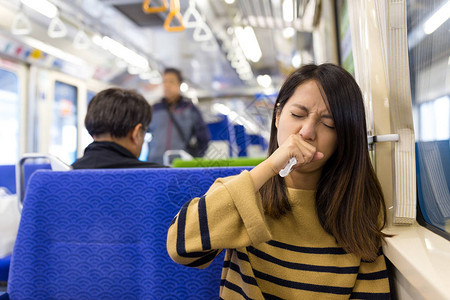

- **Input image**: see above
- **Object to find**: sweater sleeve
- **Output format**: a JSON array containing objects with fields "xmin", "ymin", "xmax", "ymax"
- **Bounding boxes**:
[
  {"xmin": 166, "ymin": 170, "xmax": 272, "ymax": 268},
  {"xmin": 350, "ymin": 252, "xmax": 391, "ymax": 299}
]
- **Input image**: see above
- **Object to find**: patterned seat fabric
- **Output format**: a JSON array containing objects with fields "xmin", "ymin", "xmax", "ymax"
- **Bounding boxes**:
[
  {"xmin": 0, "ymin": 255, "xmax": 11, "ymax": 282},
  {"xmin": 0, "ymin": 164, "xmax": 52, "ymax": 194},
  {"xmin": 0, "ymin": 163, "xmax": 52, "ymax": 282},
  {"xmin": 7, "ymin": 167, "xmax": 248, "ymax": 299}
]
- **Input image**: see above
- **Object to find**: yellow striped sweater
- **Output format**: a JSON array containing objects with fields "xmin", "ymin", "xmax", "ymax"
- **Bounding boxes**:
[{"xmin": 167, "ymin": 171, "xmax": 390, "ymax": 299}]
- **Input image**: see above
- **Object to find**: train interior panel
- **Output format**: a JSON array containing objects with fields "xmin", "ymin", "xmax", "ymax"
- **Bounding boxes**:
[{"xmin": 0, "ymin": 0, "xmax": 448, "ymax": 299}]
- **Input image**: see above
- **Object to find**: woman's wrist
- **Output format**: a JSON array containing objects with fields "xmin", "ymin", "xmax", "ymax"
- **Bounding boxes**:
[{"xmin": 249, "ymin": 160, "xmax": 277, "ymax": 192}]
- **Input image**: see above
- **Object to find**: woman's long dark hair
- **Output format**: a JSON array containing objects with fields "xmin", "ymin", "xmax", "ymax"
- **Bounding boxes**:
[{"xmin": 260, "ymin": 64, "xmax": 388, "ymax": 261}]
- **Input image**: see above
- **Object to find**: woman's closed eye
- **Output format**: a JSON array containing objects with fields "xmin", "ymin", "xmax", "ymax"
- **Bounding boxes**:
[
  {"xmin": 291, "ymin": 112, "xmax": 306, "ymax": 119},
  {"xmin": 321, "ymin": 121, "xmax": 335, "ymax": 129}
]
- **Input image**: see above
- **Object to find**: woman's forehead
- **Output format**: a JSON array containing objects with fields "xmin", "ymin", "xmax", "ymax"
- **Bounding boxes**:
[{"xmin": 285, "ymin": 81, "xmax": 330, "ymax": 111}]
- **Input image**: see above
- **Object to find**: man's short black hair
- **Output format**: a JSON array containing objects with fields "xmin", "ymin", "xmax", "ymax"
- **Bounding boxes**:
[
  {"xmin": 163, "ymin": 67, "xmax": 183, "ymax": 83},
  {"xmin": 85, "ymin": 88, "xmax": 152, "ymax": 138}
]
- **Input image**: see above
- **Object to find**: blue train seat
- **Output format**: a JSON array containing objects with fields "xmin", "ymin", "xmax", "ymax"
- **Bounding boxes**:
[
  {"xmin": 207, "ymin": 115, "xmax": 235, "ymax": 157},
  {"xmin": 0, "ymin": 163, "xmax": 52, "ymax": 283},
  {"xmin": 249, "ymin": 134, "xmax": 268, "ymax": 150},
  {"xmin": 7, "ymin": 167, "xmax": 249, "ymax": 299},
  {"xmin": 234, "ymin": 124, "xmax": 250, "ymax": 157},
  {"xmin": 0, "ymin": 165, "xmax": 15, "ymax": 195},
  {"xmin": 0, "ymin": 164, "xmax": 52, "ymax": 195},
  {"xmin": 0, "ymin": 165, "xmax": 16, "ymax": 284},
  {"xmin": 0, "ymin": 255, "xmax": 10, "ymax": 282},
  {"xmin": 208, "ymin": 114, "xmax": 231, "ymax": 141}
]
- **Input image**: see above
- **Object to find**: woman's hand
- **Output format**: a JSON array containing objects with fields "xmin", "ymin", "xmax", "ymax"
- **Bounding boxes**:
[
  {"xmin": 267, "ymin": 134, "xmax": 323, "ymax": 174},
  {"xmin": 249, "ymin": 134, "xmax": 323, "ymax": 191}
]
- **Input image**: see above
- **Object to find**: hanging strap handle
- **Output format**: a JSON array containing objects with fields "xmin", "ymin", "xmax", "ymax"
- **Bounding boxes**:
[
  {"xmin": 164, "ymin": 0, "xmax": 185, "ymax": 32},
  {"xmin": 142, "ymin": 0, "xmax": 168, "ymax": 14}
]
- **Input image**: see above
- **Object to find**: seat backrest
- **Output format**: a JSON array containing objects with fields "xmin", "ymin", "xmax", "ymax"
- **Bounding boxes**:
[
  {"xmin": 0, "ymin": 163, "xmax": 51, "ymax": 283},
  {"xmin": 7, "ymin": 167, "xmax": 249, "ymax": 299},
  {"xmin": 0, "ymin": 165, "xmax": 15, "ymax": 194},
  {"xmin": 0, "ymin": 164, "xmax": 51, "ymax": 194}
]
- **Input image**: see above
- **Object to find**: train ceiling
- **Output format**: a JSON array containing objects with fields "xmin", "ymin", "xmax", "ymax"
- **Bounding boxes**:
[{"xmin": 0, "ymin": 0, "xmax": 317, "ymax": 98}]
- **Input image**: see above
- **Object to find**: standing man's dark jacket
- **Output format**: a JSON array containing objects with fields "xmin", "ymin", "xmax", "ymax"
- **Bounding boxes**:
[
  {"xmin": 147, "ymin": 97, "xmax": 210, "ymax": 165},
  {"xmin": 72, "ymin": 141, "xmax": 165, "ymax": 169}
]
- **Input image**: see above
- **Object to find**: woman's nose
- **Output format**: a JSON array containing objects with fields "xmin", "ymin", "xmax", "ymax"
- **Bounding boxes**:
[{"xmin": 299, "ymin": 119, "xmax": 316, "ymax": 141}]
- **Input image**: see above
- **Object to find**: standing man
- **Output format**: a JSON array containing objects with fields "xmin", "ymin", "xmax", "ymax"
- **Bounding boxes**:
[{"xmin": 147, "ymin": 68, "xmax": 210, "ymax": 165}]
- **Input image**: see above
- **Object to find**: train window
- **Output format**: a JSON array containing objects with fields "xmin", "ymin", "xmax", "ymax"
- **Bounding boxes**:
[
  {"xmin": 79, "ymin": 90, "xmax": 96, "ymax": 152},
  {"xmin": 87, "ymin": 90, "xmax": 96, "ymax": 105},
  {"xmin": 335, "ymin": 0, "xmax": 355, "ymax": 75},
  {"xmin": 49, "ymin": 81, "xmax": 78, "ymax": 165},
  {"xmin": 407, "ymin": 0, "xmax": 450, "ymax": 236},
  {"xmin": 0, "ymin": 68, "xmax": 20, "ymax": 165}
]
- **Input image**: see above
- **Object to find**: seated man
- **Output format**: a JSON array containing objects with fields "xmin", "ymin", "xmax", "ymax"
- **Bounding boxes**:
[{"xmin": 72, "ymin": 88, "xmax": 165, "ymax": 169}]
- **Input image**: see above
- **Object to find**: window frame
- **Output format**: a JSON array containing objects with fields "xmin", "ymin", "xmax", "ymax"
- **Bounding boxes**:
[{"xmin": 0, "ymin": 57, "xmax": 28, "ymax": 163}]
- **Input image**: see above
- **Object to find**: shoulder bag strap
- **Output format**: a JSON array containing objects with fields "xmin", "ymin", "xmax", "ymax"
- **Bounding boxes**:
[{"xmin": 165, "ymin": 105, "xmax": 188, "ymax": 144}]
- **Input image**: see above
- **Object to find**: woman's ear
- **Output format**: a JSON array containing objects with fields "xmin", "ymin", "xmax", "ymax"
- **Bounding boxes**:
[{"xmin": 275, "ymin": 103, "xmax": 281, "ymax": 128}]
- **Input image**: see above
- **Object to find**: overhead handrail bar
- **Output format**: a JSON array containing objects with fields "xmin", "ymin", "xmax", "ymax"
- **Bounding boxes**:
[
  {"xmin": 164, "ymin": 0, "xmax": 185, "ymax": 32},
  {"xmin": 142, "ymin": 0, "xmax": 168, "ymax": 14}
]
